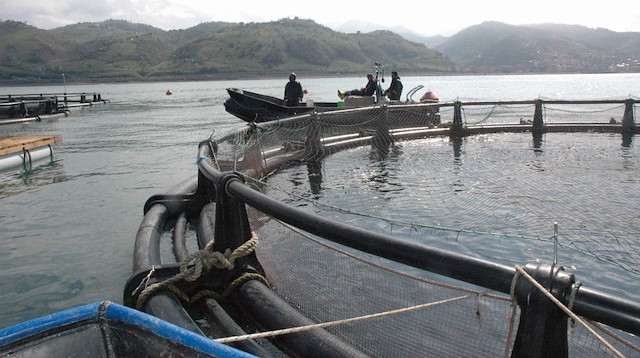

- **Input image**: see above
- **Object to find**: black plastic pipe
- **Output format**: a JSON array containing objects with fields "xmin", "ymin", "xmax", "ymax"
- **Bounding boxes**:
[
  {"xmin": 237, "ymin": 280, "xmax": 369, "ymax": 357},
  {"xmin": 131, "ymin": 175, "xmax": 204, "ymax": 335}
]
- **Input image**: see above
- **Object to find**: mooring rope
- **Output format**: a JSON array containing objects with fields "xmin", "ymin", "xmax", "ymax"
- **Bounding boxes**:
[
  {"xmin": 214, "ymin": 294, "xmax": 472, "ymax": 344},
  {"xmin": 513, "ymin": 265, "xmax": 624, "ymax": 358},
  {"xmin": 135, "ymin": 233, "xmax": 260, "ymax": 310}
]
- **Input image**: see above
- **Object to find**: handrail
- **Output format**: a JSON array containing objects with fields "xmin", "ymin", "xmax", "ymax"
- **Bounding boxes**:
[{"xmin": 0, "ymin": 92, "xmax": 99, "ymax": 98}]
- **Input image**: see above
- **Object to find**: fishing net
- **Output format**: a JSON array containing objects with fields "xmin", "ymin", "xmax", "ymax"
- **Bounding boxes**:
[{"xmin": 208, "ymin": 99, "xmax": 640, "ymax": 356}]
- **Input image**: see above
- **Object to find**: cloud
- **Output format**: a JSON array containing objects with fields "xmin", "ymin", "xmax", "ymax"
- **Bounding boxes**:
[{"xmin": 3, "ymin": 0, "xmax": 640, "ymax": 35}]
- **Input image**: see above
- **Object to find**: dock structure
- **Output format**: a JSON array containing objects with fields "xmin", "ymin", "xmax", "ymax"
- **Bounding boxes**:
[
  {"xmin": 0, "ymin": 92, "xmax": 109, "ymax": 125},
  {"xmin": 0, "ymin": 135, "xmax": 62, "ymax": 171}
]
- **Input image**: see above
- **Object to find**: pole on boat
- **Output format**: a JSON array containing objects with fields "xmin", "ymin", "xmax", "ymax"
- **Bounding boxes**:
[{"xmin": 62, "ymin": 73, "xmax": 67, "ymax": 94}]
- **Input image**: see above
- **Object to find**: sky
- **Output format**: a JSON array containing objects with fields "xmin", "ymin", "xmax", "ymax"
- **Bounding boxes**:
[{"xmin": 4, "ymin": 0, "xmax": 640, "ymax": 36}]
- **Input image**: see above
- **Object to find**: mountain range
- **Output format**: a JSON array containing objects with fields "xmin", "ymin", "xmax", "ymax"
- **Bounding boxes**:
[{"xmin": 1, "ymin": 18, "xmax": 639, "ymax": 83}]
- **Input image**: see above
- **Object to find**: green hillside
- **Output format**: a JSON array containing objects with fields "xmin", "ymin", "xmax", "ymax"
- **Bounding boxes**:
[
  {"xmin": 150, "ymin": 19, "xmax": 449, "ymax": 78},
  {"xmin": 0, "ymin": 18, "xmax": 452, "ymax": 83},
  {"xmin": 0, "ymin": 20, "xmax": 77, "ymax": 80},
  {"xmin": 52, "ymin": 19, "xmax": 165, "ymax": 44},
  {"xmin": 1, "ymin": 18, "xmax": 639, "ymax": 83}
]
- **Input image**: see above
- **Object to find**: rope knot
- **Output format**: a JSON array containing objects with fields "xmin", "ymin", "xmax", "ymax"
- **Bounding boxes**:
[{"xmin": 135, "ymin": 233, "xmax": 260, "ymax": 310}]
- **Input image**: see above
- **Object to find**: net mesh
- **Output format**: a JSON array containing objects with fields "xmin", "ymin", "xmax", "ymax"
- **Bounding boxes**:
[{"xmin": 208, "ymin": 99, "xmax": 640, "ymax": 356}]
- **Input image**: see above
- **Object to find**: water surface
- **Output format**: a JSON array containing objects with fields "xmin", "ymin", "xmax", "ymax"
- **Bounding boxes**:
[{"xmin": 1, "ymin": 73, "xmax": 639, "ymax": 328}]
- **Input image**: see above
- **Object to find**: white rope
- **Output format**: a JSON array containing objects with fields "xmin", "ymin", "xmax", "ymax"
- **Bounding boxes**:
[
  {"xmin": 215, "ymin": 294, "xmax": 472, "ymax": 344},
  {"xmin": 131, "ymin": 265, "xmax": 156, "ymax": 297},
  {"xmin": 514, "ymin": 265, "xmax": 625, "ymax": 358}
]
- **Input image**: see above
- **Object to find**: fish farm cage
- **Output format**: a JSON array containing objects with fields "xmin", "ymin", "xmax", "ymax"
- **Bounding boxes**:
[
  {"xmin": 0, "ymin": 92, "xmax": 108, "ymax": 123},
  {"xmin": 126, "ymin": 98, "xmax": 640, "ymax": 357}
]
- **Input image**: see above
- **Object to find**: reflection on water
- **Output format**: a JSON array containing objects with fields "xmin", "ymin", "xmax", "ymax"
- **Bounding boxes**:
[
  {"xmin": 365, "ymin": 144, "xmax": 404, "ymax": 195},
  {"xmin": 0, "ymin": 161, "xmax": 67, "ymax": 198},
  {"xmin": 451, "ymin": 135, "xmax": 463, "ymax": 160},
  {"xmin": 306, "ymin": 161, "xmax": 323, "ymax": 196},
  {"xmin": 532, "ymin": 132, "xmax": 544, "ymax": 153},
  {"xmin": 450, "ymin": 136, "xmax": 465, "ymax": 191},
  {"xmin": 622, "ymin": 132, "xmax": 634, "ymax": 148}
]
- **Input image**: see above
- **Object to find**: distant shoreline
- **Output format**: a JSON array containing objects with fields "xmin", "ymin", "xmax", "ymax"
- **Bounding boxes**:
[{"xmin": 3, "ymin": 70, "xmax": 635, "ymax": 87}]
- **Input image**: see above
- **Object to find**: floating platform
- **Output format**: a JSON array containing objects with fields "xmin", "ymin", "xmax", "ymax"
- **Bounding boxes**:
[
  {"xmin": 0, "ymin": 135, "xmax": 62, "ymax": 171},
  {"xmin": 0, "ymin": 92, "xmax": 108, "ymax": 125},
  {"xmin": 0, "ymin": 110, "xmax": 70, "ymax": 125}
]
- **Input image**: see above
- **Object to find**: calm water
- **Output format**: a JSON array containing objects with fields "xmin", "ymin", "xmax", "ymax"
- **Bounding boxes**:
[{"xmin": 1, "ymin": 73, "xmax": 639, "ymax": 329}]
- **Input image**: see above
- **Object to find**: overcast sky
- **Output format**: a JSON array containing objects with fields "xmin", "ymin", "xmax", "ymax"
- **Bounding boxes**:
[{"xmin": 4, "ymin": 0, "xmax": 640, "ymax": 36}]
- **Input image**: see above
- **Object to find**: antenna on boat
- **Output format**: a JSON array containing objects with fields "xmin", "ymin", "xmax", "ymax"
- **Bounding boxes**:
[
  {"xmin": 373, "ymin": 62, "xmax": 386, "ymax": 103},
  {"xmin": 553, "ymin": 222, "xmax": 558, "ymax": 265}
]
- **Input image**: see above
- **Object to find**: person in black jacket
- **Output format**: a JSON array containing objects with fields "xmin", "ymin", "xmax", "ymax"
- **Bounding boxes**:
[
  {"xmin": 338, "ymin": 73, "xmax": 377, "ymax": 99},
  {"xmin": 284, "ymin": 72, "xmax": 303, "ymax": 106},
  {"xmin": 384, "ymin": 71, "xmax": 403, "ymax": 101}
]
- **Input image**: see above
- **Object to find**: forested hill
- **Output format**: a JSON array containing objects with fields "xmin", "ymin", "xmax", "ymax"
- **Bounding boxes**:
[
  {"xmin": 0, "ymin": 18, "xmax": 451, "ymax": 82},
  {"xmin": 1, "ymin": 18, "xmax": 639, "ymax": 83},
  {"xmin": 435, "ymin": 21, "xmax": 640, "ymax": 73}
]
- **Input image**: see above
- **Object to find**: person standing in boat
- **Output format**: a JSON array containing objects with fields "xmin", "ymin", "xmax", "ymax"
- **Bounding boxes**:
[
  {"xmin": 384, "ymin": 71, "xmax": 403, "ymax": 101},
  {"xmin": 338, "ymin": 73, "xmax": 377, "ymax": 99},
  {"xmin": 284, "ymin": 72, "xmax": 304, "ymax": 106}
]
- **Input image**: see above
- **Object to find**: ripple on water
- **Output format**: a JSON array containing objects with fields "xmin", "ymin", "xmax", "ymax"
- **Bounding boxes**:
[{"xmin": 265, "ymin": 131, "xmax": 640, "ymax": 300}]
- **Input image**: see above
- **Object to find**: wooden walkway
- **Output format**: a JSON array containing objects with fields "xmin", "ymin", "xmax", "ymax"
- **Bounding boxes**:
[{"xmin": 0, "ymin": 135, "xmax": 61, "ymax": 156}]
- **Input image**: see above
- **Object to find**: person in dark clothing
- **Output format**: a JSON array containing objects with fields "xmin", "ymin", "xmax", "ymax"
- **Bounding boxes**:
[
  {"xmin": 384, "ymin": 71, "xmax": 403, "ymax": 101},
  {"xmin": 284, "ymin": 72, "xmax": 303, "ymax": 106},
  {"xmin": 338, "ymin": 73, "xmax": 377, "ymax": 99}
]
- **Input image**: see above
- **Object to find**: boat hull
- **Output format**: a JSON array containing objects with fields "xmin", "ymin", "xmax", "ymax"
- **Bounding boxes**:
[{"xmin": 224, "ymin": 88, "xmax": 338, "ymax": 123}]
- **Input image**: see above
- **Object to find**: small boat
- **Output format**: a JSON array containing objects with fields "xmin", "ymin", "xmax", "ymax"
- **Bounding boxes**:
[
  {"xmin": 0, "ymin": 135, "xmax": 62, "ymax": 172},
  {"xmin": 224, "ymin": 88, "xmax": 341, "ymax": 123},
  {"xmin": 0, "ymin": 301, "xmax": 256, "ymax": 357},
  {"xmin": 224, "ymin": 87, "xmax": 441, "ymax": 125},
  {"xmin": 166, "ymin": 89, "xmax": 173, "ymax": 95}
]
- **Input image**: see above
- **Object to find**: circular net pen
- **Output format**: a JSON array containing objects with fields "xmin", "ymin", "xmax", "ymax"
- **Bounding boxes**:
[{"xmin": 127, "ymin": 98, "xmax": 640, "ymax": 358}]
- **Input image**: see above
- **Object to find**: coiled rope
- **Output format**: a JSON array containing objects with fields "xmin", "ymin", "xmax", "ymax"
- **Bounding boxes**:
[{"xmin": 135, "ymin": 233, "xmax": 262, "ymax": 310}]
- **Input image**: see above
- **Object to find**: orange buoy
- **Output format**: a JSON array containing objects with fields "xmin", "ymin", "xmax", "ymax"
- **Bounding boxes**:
[
  {"xmin": 166, "ymin": 90, "xmax": 173, "ymax": 95},
  {"xmin": 420, "ymin": 91, "xmax": 439, "ymax": 103}
]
